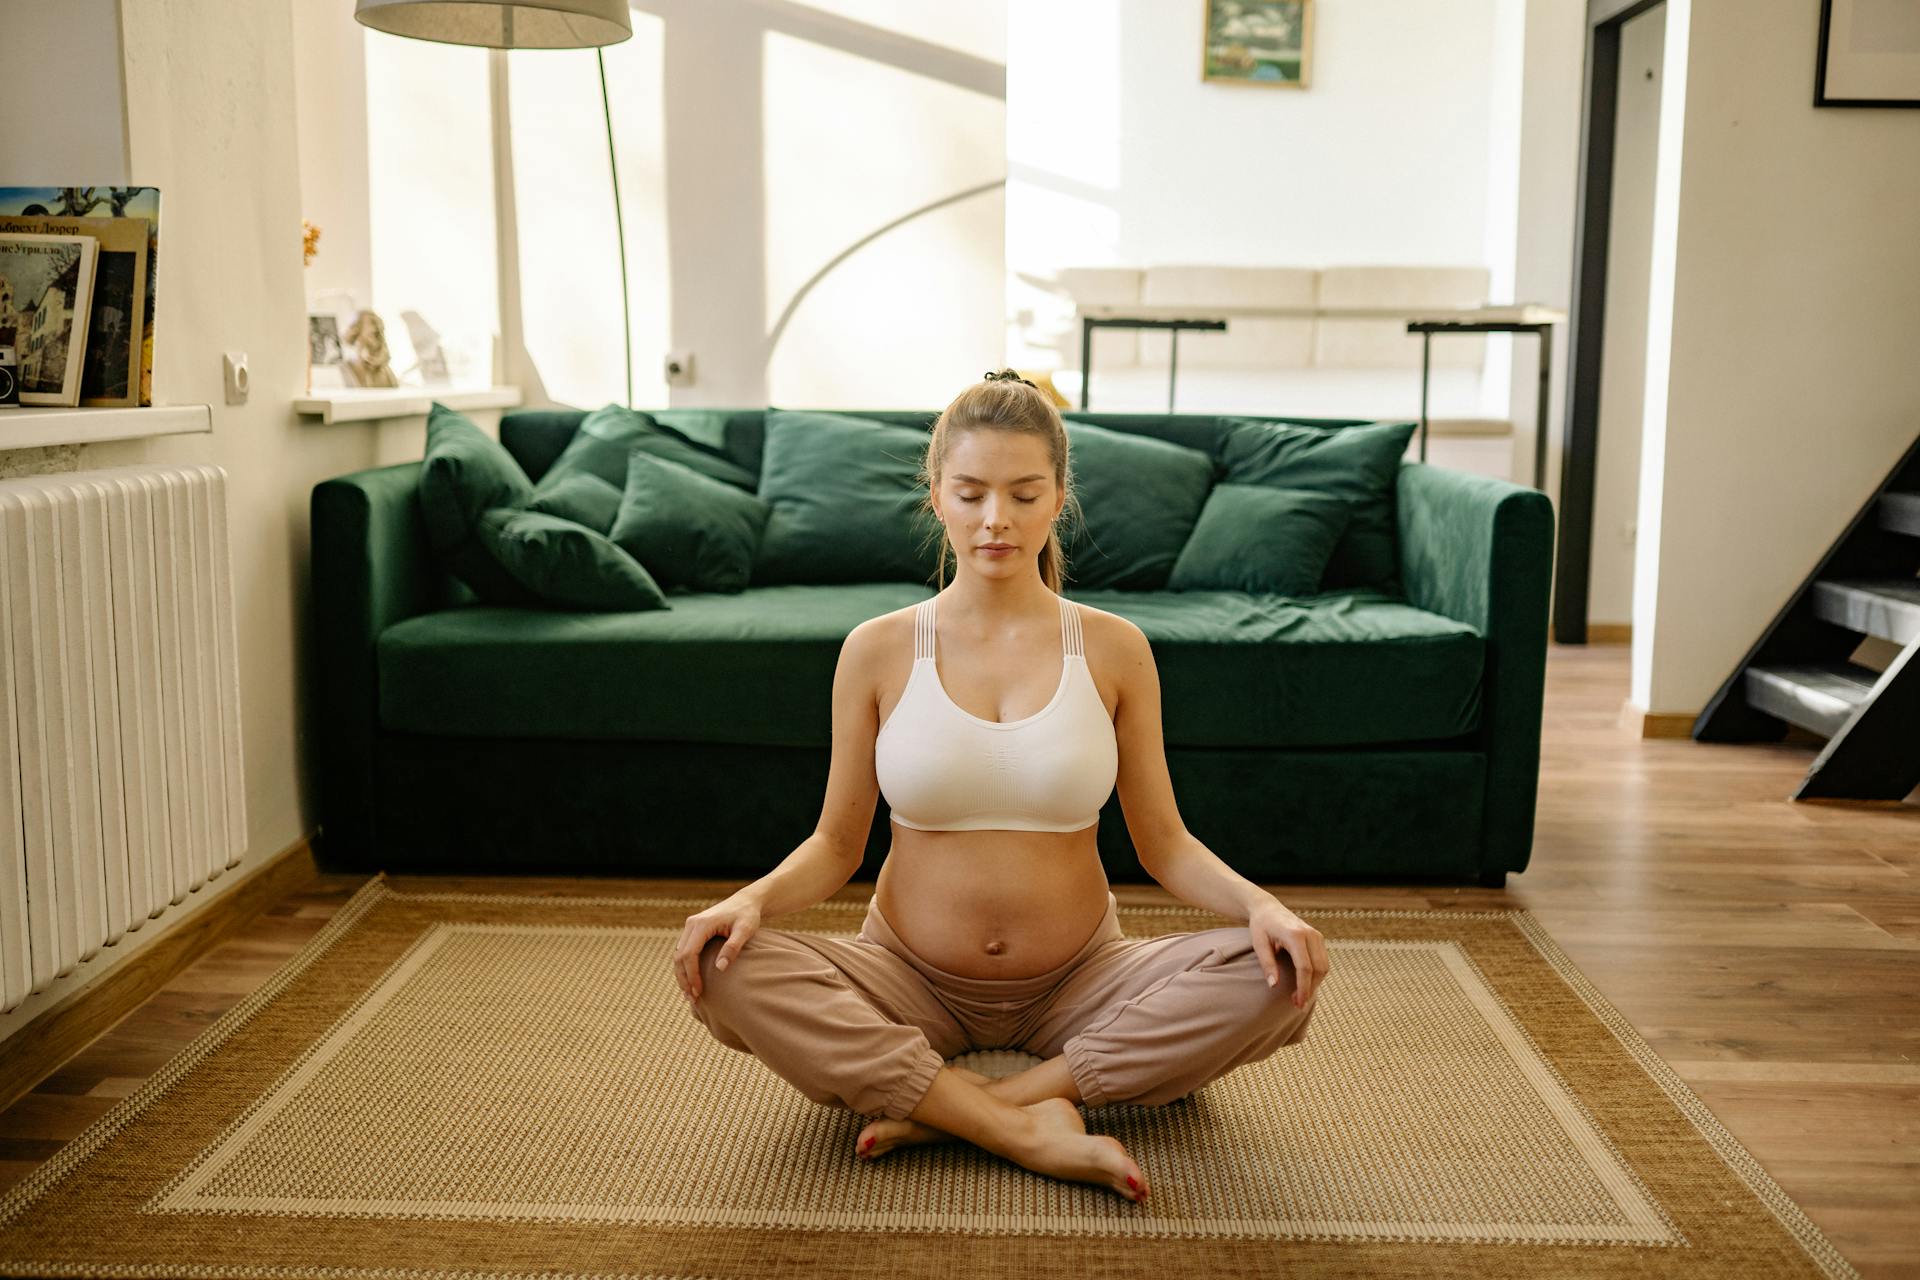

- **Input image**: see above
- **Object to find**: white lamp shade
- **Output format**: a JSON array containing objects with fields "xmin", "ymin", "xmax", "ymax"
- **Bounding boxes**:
[{"xmin": 355, "ymin": 0, "xmax": 632, "ymax": 49}]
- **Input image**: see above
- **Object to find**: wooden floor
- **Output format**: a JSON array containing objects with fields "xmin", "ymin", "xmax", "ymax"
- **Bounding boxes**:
[{"xmin": 3, "ymin": 642, "xmax": 1915, "ymax": 1275}]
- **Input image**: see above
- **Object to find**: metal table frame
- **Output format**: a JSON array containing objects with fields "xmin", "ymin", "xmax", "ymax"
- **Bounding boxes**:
[
  {"xmin": 1078, "ymin": 316, "xmax": 1228, "ymax": 413},
  {"xmin": 1407, "ymin": 318, "xmax": 1556, "ymax": 491},
  {"xmin": 1072, "ymin": 305, "xmax": 1562, "ymax": 493}
]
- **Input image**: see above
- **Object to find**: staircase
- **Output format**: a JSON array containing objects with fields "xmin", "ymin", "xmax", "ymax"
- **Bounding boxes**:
[{"xmin": 1692, "ymin": 432, "xmax": 1920, "ymax": 800}]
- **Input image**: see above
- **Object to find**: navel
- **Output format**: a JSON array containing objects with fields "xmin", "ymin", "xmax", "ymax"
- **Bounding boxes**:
[{"xmin": 983, "ymin": 939, "xmax": 1006, "ymax": 956}]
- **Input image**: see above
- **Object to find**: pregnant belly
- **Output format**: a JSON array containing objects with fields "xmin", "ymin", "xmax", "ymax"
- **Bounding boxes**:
[{"xmin": 875, "ymin": 828, "xmax": 1111, "ymax": 979}]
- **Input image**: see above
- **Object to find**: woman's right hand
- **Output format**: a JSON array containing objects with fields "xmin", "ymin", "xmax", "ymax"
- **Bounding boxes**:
[{"xmin": 673, "ymin": 894, "xmax": 764, "ymax": 1003}]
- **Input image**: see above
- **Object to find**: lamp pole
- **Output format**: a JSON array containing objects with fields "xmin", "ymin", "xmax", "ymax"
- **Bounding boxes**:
[{"xmin": 597, "ymin": 47, "xmax": 632, "ymax": 409}]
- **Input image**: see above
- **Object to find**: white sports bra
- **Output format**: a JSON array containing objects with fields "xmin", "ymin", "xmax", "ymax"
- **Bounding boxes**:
[{"xmin": 875, "ymin": 593, "xmax": 1118, "ymax": 833}]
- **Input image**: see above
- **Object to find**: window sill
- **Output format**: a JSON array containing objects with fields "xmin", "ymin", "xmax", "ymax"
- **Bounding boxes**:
[
  {"xmin": 0, "ymin": 404, "xmax": 214, "ymax": 451},
  {"xmin": 293, "ymin": 385, "xmax": 523, "ymax": 425}
]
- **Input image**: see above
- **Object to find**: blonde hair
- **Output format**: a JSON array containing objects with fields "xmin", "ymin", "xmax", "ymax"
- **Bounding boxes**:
[{"xmin": 918, "ymin": 369, "xmax": 1079, "ymax": 593}]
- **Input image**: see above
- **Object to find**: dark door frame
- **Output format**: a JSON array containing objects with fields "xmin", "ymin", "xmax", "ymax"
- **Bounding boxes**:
[{"xmin": 1555, "ymin": 0, "xmax": 1666, "ymax": 644}]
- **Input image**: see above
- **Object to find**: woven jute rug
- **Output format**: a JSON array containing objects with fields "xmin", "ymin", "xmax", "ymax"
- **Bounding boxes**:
[{"xmin": 0, "ymin": 874, "xmax": 1859, "ymax": 1279}]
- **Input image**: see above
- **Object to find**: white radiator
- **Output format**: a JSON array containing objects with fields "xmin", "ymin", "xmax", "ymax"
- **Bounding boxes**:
[{"xmin": 0, "ymin": 463, "xmax": 246, "ymax": 1015}]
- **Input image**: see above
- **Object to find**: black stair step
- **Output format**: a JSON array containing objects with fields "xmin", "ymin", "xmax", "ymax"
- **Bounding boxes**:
[
  {"xmin": 1879, "ymin": 491, "xmax": 1920, "ymax": 537},
  {"xmin": 1809, "ymin": 578, "xmax": 1920, "ymax": 645},
  {"xmin": 1743, "ymin": 662, "xmax": 1879, "ymax": 738}
]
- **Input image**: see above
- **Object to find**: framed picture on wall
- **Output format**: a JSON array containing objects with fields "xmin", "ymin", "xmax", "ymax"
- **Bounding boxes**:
[
  {"xmin": 1816, "ymin": 0, "xmax": 1920, "ymax": 107},
  {"xmin": 1203, "ymin": 0, "xmax": 1313, "ymax": 89}
]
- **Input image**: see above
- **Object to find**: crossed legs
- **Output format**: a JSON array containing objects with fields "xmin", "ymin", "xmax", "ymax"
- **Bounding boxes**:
[{"xmin": 688, "ymin": 921, "xmax": 1316, "ymax": 1203}]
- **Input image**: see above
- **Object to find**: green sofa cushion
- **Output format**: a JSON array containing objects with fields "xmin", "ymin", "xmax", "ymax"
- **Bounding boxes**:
[
  {"xmin": 1214, "ymin": 417, "xmax": 1416, "ymax": 591},
  {"xmin": 610, "ymin": 451, "xmax": 772, "ymax": 593},
  {"xmin": 751, "ymin": 410, "xmax": 942, "ymax": 585},
  {"xmin": 417, "ymin": 402, "xmax": 541, "ymax": 606},
  {"xmin": 377, "ymin": 585, "xmax": 1482, "ymax": 748},
  {"xmin": 474, "ymin": 508, "xmax": 670, "ymax": 612},
  {"xmin": 1168, "ymin": 484, "xmax": 1353, "ymax": 596},
  {"xmin": 528, "ymin": 472, "xmax": 623, "ymax": 534},
  {"xmin": 542, "ymin": 403, "xmax": 758, "ymax": 494},
  {"xmin": 1061, "ymin": 421, "xmax": 1215, "ymax": 590}
]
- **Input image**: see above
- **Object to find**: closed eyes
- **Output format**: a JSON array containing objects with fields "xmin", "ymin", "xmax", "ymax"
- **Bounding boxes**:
[{"xmin": 959, "ymin": 495, "xmax": 1038, "ymax": 504}]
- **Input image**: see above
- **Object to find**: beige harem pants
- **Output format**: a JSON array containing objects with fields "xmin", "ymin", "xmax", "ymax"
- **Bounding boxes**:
[{"xmin": 687, "ymin": 890, "xmax": 1316, "ymax": 1121}]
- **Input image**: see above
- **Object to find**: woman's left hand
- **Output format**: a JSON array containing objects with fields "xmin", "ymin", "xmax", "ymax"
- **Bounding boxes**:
[{"xmin": 1247, "ymin": 897, "xmax": 1329, "ymax": 1008}]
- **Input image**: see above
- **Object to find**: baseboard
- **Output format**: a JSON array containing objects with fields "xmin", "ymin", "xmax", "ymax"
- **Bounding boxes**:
[
  {"xmin": 1586, "ymin": 622, "xmax": 1632, "ymax": 644},
  {"xmin": 1618, "ymin": 700, "xmax": 1698, "ymax": 738},
  {"xmin": 0, "ymin": 833, "xmax": 320, "ymax": 1114}
]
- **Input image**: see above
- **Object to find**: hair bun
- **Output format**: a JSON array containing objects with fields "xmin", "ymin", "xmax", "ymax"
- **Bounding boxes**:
[{"xmin": 983, "ymin": 368, "xmax": 1038, "ymax": 389}]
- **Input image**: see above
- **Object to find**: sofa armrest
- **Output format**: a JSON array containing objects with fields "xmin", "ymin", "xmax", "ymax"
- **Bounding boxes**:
[
  {"xmin": 1395, "ymin": 461, "xmax": 1555, "ymax": 871},
  {"xmin": 310, "ymin": 462, "xmax": 441, "ymax": 863}
]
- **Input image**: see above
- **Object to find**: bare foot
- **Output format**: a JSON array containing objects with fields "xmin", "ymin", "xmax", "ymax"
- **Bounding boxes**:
[
  {"xmin": 855, "ymin": 1068, "xmax": 994, "ymax": 1159},
  {"xmin": 1008, "ymin": 1097, "xmax": 1148, "ymax": 1203},
  {"xmin": 858, "ymin": 1088, "xmax": 1147, "ymax": 1204}
]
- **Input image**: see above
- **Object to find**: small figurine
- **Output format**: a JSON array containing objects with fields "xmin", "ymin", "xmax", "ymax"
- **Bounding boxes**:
[{"xmin": 342, "ymin": 309, "xmax": 400, "ymax": 388}]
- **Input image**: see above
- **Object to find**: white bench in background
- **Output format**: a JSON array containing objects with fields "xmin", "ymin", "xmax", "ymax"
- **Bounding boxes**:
[{"xmin": 1020, "ymin": 265, "xmax": 1531, "ymax": 483}]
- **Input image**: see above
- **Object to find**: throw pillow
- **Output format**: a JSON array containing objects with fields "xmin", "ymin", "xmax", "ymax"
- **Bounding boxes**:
[
  {"xmin": 1168, "ymin": 484, "xmax": 1354, "ymax": 596},
  {"xmin": 541, "ymin": 403, "xmax": 758, "ymax": 494},
  {"xmin": 1213, "ymin": 417, "xmax": 1416, "ymax": 591},
  {"xmin": 752, "ymin": 409, "xmax": 943, "ymax": 585},
  {"xmin": 528, "ymin": 472, "xmax": 623, "ymax": 534},
  {"xmin": 609, "ymin": 451, "xmax": 772, "ymax": 593},
  {"xmin": 1060, "ymin": 421, "xmax": 1215, "ymax": 590},
  {"xmin": 417, "ymin": 402, "xmax": 541, "ymax": 605},
  {"xmin": 474, "ymin": 508, "xmax": 670, "ymax": 612}
]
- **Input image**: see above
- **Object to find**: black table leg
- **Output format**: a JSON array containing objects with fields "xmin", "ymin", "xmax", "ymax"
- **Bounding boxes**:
[
  {"xmin": 1169, "ymin": 328, "xmax": 1180, "ymax": 413},
  {"xmin": 1080, "ymin": 316, "xmax": 1094, "ymax": 411},
  {"xmin": 1533, "ymin": 325, "xmax": 1552, "ymax": 493},
  {"xmin": 1419, "ymin": 331, "xmax": 1432, "ymax": 462}
]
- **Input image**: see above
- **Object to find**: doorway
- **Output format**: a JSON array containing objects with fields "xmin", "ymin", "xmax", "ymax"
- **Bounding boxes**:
[{"xmin": 1555, "ymin": 0, "xmax": 1668, "ymax": 645}]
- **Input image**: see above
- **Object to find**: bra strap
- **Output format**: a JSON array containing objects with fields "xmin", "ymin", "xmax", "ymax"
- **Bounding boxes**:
[
  {"xmin": 1060, "ymin": 596, "xmax": 1084, "ymax": 657},
  {"xmin": 917, "ymin": 597, "xmax": 935, "ymax": 660}
]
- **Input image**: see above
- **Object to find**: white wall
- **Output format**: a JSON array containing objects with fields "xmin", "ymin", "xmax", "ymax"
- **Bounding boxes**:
[
  {"xmin": 1008, "ymin": 0, "xmax": 1507, "ymax": 368},
  {"xmin": 0, "ymin": 0, "xmax": 129, "ymax": 181},
  {"xmin": 1503, "ymin": 0, "xmax": 1584, "ymax": 524},
  {"xmin": 1632, "ymin": 0, "xmax": 1920, "ymax": 714}
]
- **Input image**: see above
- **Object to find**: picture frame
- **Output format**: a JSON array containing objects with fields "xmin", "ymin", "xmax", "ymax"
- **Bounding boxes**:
[
  {"xmin": 1203, "ymin": 0, "xmax": 1313, "ymax": 89},
  {"xmin": 307, "ymin": 313, "xmax": 348, "ymax": 391},
  {"xmin": 1815, "ymin": 0, "xmax": 1920, "ymax": 108},
  {"xmin": 0, "ymin": 231, "xmax": 100, "ymax": 407}
]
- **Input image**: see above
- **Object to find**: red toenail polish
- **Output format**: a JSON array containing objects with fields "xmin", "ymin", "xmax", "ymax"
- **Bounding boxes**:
[{"xmin": 1127, "ymin": 1175, "xmax": 1137, "ymax": 1189}]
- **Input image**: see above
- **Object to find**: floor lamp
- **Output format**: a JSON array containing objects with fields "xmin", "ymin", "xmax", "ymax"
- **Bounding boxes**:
[{"xmin": 354, "ymin": 0, "xmax": 637, "ymax": 408}]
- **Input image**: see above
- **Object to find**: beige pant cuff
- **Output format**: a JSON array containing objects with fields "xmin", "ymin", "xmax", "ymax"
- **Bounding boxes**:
[
  {"xmin": 1063, "ymin": 1036, "xmax": 1109, "ymax": 1109},
  {"xmin": 881, "ymin": 1046, "xmax": 947, "ymax": 1121}
]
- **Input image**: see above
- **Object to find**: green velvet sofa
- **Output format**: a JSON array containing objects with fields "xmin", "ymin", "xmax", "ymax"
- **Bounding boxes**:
[{"xmin": 309, "ymin": 407, "xmax": 1553, "ymax": 887}]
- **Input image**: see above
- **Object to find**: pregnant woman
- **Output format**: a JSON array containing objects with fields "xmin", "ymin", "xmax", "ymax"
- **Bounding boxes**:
[{"xmin": 673, "ymin": 370, "xmax": 1329, "ymax": 1204}]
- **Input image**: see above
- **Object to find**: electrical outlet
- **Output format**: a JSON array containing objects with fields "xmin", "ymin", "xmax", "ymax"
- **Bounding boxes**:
[
  {"xmin": 664, "ymin": 350, "xmax": 695, "ymax": 386},
  {"xmin": 223, "ymin": 351, "xmax": 250, "ymax": 405}
]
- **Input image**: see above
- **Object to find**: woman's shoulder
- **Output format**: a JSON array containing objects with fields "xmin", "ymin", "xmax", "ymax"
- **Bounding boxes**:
[
  {"xmin": 841, "ymin": 602, "xmax": 920, "ymax": 666},
  {"xmin": 1065, "ymin": 598, "xmax": 1148, "ymax": 652}
]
